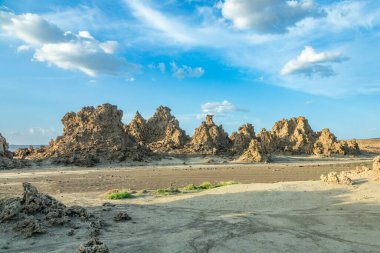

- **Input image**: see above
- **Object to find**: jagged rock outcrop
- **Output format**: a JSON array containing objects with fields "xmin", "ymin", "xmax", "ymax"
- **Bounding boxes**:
[
  {"xmin": 188, "ymin": 115, "xmax": 231, "ymax": 154},
  {"xmin": 256, "ymin": 128, "xmax": 277, "ymax": 154},
  {"xmin": 230, "ymin": 124, "xmax": 255, "ymax": 155},
  {"xmin": 313, "ymin": 129, "xmax": 360, "ymax": 156},
  {"xmin": 373, "ymin": 156, "xmax": 380, "ymax": 172},
  {"xmin": 0, "ymin": 133, "xmax": 11, "ymax": 158},
  {"xmin": 238, "ymin": 139, "xmax": 269, "ymax": 163},
  {"xmin": 0, "ymin": 133, "xmax": 29, "ymax": 169},
  {"xmin": 125, "ymin": 111, "xmax": 148, "ymax": 145},
  {"xmin": 271, "ymin": 116, "xmax": 316, "ymax": 154},
  {"xmin": 27, "ymin": 104, "xmax": 149, "ymax": 166},
  {"xmin": 77, "ymin": 237, "xmax": 109, "ymax": 253},
  {"xmin": 126, "ymin": 106, "xmax": 189, "ymax": 152},
  {"xmin": 0, "ymin": 183, "xmax": 103, "ymax": 238}
]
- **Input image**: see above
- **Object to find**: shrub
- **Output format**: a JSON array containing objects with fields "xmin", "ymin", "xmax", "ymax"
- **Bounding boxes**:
[{"xmin": 107, "ymin": 190, "xmax": 135, "ymax": 200}]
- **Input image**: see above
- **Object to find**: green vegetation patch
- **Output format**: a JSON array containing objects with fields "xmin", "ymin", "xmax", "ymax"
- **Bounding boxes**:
[
  {"xmin": 181, "ymin": 181, "xmax": 239, "ymax": 192},
  {"xmin": 107, "ymin": 190, "xmax": 136, "ymax": 199},
  {"xmin": 155, "ymin": 187, "xmax": 181, "ymax": 196}
]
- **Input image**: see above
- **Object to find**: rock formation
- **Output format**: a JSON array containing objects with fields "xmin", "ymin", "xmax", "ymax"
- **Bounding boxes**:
[
  {"xmin": 188, "ymin": 115, "xmax": 231, "ymax": 154},
  {"xmin": 77, "ymin": 237, "xmax": 109, "ymax": 253},
  {"xmin": 271, "ymin": 116, "xmax": 316, "ymax": 154},
  {"xmin": 320, "ymin": 172, "xmax": 352, "ymax": 185},
  {"xmin": 373, "ymin": 156, "xmax": 380, "ymax": 172},
  {"xmin": 0, "ymin": 133, "xmax": 28, "ymax": 169},
  {"xmin": 126, "ymin": 106, "xmax": 189, "ymax": 152},
  {"xmin": 26, "ymin": 104, "xmax": 150, "ymax": 166},
  {"xmin": 230, "ymin": 124, "xmax": 255, "ymax": 155},
  {"xmin": 124, "ymin": 111, "xmax": 148, "ymax": 145},
  {"xmin": 313, "ymin": 129, "xmax": 360, "ymax": 156},
  {"xmin": 0, "ymin": 182, "xmax": 102, "ymax": 238},
  {"xmin": 238, "ymin": 139, "xmax": 269, "ymax": 163}
]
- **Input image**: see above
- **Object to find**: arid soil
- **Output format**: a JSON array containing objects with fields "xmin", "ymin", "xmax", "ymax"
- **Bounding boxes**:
[
  {"xmin": 0, "ymin": 157, "xmax": 372, "ymax": 198},
  {"xmin": 355, "ymin": 138, "xmax": 380, "ymax": 154},
  {"xmin": 1, "ymin": 157, "xmax": 380, "ymax": 253}
]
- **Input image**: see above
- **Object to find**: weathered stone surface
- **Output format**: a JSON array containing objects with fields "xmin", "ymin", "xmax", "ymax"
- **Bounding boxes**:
[
  {"xmin": 230, "ymin": 124, "xmax": 255, "ymax": 155},
  {"xmin": 0, "ymin": 133, "xmax": 29, "ymax": 169},
  {"xmin": 188, "ymin": 115, "xmax": 231, "ymax": 154},
  {"xmin": 114, "ymin": 211, "xmax": 131, "ymax": 222},
  {"xmin": 27, "ymin": 104, "xmax": 149, "ymax": 166},
  {"xmin": 320, "ymin": 172, "xmax": 352, "ymax": 185},
  {"xmin": 0, "ymin": 183, "xmax": 103, "ymax": 238},
  {"xmin": 373, "ymin": 156, "xmax": 380, "ymax": 171},
  {"xmin": 77, "ymin": 237, "xmax": 109, "ymax": 253},
  {"xmin": 125, "ymin": 111, "xmax": 148, "ymax": 145},
  {"xmin": 271, "ymin": 116, "xmax": 316, "ymax": 154},
  {"xmin": 126, "ymin": 106, "xmax": 189, "ymax": 152},
  {"xmin": 238, "ymin": 139, "xmax": 269, "ymax": 163}
]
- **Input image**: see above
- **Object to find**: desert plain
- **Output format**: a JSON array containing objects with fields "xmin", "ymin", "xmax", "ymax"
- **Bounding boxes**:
[{"xmin": 1, "ymin": 104, "xmax": 380, "ymax": 253}]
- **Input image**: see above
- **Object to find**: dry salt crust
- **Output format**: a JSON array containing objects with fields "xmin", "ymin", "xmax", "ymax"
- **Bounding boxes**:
[{"xmin": 1, "ymin": 168, "xmax": 380, "ymax": 253}]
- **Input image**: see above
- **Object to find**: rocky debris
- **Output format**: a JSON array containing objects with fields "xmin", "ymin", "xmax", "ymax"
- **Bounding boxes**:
[
  {"xmin": 230, "ymin": 124, "xmax": 255, "ymax": 155},
  {"xmin": 0, "ymin": 182, "xmax": 102, "ymax": 238},
  {"xmin": 373, "ymin": 156, "xmax": 380, "ymax": 171},
  {"xmin": 26, "ymin": 104, "xmax": 150, "ymax": 166},
  {"xmin": 76, "ymin": 237, "xmax": 109, "ymax": 253},
  {"xmin": 320, "ymin": 172, "xmax": 352, "ymax": 185},
  {"xmin": 114, "ymin": 211, "xmax": 131, "ymax": 222},
  {"xmin": 13, "ymin": 216, "xmax": 45, "ymax": 237},
  {"xmin": 188, "ymin": 115, "xmax": 231, "ymax": 154},
  {"xmin": 271, "ymin": 116, "xmax": 316, "ymax": 154},
  {"xmin": 238, "ymin": 139, "xmax": 270, "ymax": 163}
]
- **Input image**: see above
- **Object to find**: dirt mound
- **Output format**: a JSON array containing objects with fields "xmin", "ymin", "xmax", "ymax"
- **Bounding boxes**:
[
  {"xmin": 0, "ymin": 182, "xmax": 101, "ymax": 238},
  {"xmin": 26, "ymin": 104, "xmax": 150, "ymax": 166},
  {"xmin": 238, "ymin": 139, "xmax": 269, "ymax": 163},
  {"xmin": 188, "ymin": 115, "xmax": 231, "ymax": 154},
  {"xmin": 230, "ymin": 124, "xmax": 255, "ymax": 155},
  {"xmin": 373, "ymin": 156, "xmax": 380, "ymax": 171},
  {"xmin": 320, "ymin": 172, "xmax": 352, "ymax": 185}
]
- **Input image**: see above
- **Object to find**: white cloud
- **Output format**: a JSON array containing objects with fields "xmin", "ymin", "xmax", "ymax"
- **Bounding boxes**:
[
  {"xmin": 220, "ymin": 0, "xmax": 319, "ymax": 33},
  {"xmin": 0, "ymin": 11, "xmax": 130, "ymax": 76},
  {"xmin": 16, "ymin": 44, "xmax": 30, "ymax": 53},
  {"xmin": 280, "ymin": 46, "xmax": 348, "ymax": 77},
  {"xmin": 201, "ymin": 100, "xmax": 236, "ymax": 115},
  {"xmin": 170, "ymin": 62, "xmax": 204, "ymax": 79}
]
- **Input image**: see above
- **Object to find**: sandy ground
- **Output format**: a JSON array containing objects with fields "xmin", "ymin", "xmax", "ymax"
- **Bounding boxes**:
[
  {"xmin": 355, "ymin": 138, "xmax": 380, "ymax": 154},
  {"xmin": 0, "ymin": 156, "xmax": 373, "ymax": 198},
  {"xmin": 1, "ymin": 156, "xmax": 379, "ymax": 252}
]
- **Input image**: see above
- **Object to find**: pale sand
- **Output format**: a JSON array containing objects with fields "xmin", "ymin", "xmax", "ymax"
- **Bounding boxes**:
[{"xmin": 1, "ymin": 165, "xmax": 380, "ymax": 253}]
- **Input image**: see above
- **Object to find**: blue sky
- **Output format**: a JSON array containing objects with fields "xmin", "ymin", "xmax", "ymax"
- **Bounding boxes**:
[{"xmin": 0, "ymin": 0, "xmax": 379, "ymax": 144}]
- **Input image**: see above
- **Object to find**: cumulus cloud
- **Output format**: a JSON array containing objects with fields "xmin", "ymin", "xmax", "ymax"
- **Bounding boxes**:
[
  {"xmin": 280, "ymin": 46, "xmax": 348, "ymax": 77},
  {"xmin": 0, "ymin": 11, "xmax": 129, "ymax": 76},
  {"xmin": 170, "ymin": 62, "xmax": 205, "ymax": 79},
  {"xmin": 220, "ymin": 0, "xmax": 319, "ymax": 33}
]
